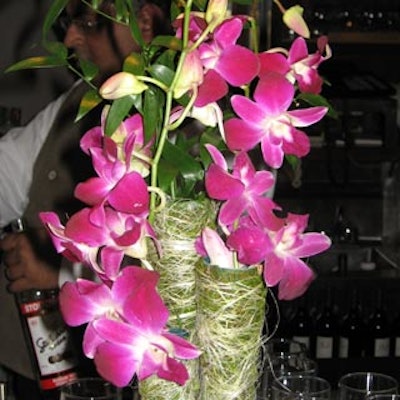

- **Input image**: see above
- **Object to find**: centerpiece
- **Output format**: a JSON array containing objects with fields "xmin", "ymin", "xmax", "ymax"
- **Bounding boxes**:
[{"xmin": 9, "ymin": 0, "xmax": 333, "ymax": 398}]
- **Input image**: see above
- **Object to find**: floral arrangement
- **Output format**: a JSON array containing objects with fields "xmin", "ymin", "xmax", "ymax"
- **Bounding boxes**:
[{"xmin": 9, "ymin": 0, "xmax": 332, "ymax": 391}]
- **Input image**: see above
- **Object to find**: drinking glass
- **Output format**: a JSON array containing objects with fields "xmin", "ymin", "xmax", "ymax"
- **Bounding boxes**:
[
  {"xmin": 338, "ymin": 372, "xmax": 398, "ymax": 400},
  {"xmin": 59, "ymin": 377, "xmax": 122, "ymax": 400},
  {"xmin": 259, "ymin": 354, "xmax": 318, "ymax": 399},
  {"xmin": 366, "ymin": 396, "xmax": 400, "ymax": 400},
  {"xmin": 272, "ymin": 375, "xmax": 331, "ymax": 400}
]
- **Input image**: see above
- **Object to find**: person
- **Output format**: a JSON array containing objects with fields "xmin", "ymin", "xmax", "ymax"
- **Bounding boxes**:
[{"xmin": 0, "ymin": 1, "xmax": 171, "ymax": 398}]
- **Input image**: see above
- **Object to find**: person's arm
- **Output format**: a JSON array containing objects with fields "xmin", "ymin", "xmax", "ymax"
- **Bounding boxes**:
[{"xmin": 0, "ymin": 91, "xmax": 69, "ymax": 228}]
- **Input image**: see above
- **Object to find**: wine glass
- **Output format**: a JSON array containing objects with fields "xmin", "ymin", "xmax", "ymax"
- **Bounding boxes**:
[
  {"xmin": 271, "ymin": 375, "xmax": 331, "ymax": 400},
  {"xmin": 338, "ymin": 372, "xmax": 398, "ymax": 400},
  {"xmin": 258, "ymin": 354, "xmax": 318, "ymax": 400},
  {"xmin": 59, "ymin": 377, "xmax": 122, "ymax": 400}
]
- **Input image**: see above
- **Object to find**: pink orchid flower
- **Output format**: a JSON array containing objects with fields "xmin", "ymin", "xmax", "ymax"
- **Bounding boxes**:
[
  {"xmin": 75, "ymin": 116, "xmax": 150, "ymax": 215},
  {"xmin": 226, "ymin": 216, "xmax": 272, "ymax": 266},
  {"xmin": 197, "ymin": 17, "xmax": 259, "ymax": 104},
  {"xmin": 173, "ymin": 13, "xmax": 208, "ymax": 43},
  {"xmin": 60, "ymin": 266, "xmax": 200, "ymax": 387},
  {"xmin": 195, "ymin": 227, "xmax": 235, "ymax": 269},
  {"xmin": 81, "ymin": 111, "xmax": 153, "ymax": 178},
  {"xmin": 263, "ymin": 213, "xmax": 331, "ymax": 300},
  {"xmin": 204, "ymin": 144, "xmax": 280, "ymax": 228},
  {"xmin": 259, "ymin": 36, "xmax": 331, "ymax": 94},
  {"xmin": 225, "ymin": 72, "xmax": 328, "ymax": 168},
  {"xmin": 286, "ymin": 35, "xmax": 331, "ymax": 94},
  {"xmin": 40, "ymin": 207, "xmax": 156, "ymax": 281}
]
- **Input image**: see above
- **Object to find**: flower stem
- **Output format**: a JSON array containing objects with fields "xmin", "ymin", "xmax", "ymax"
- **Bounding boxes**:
[{"xmin": 149, "ymin": 0, "xmax": 194, "ymax": 222}]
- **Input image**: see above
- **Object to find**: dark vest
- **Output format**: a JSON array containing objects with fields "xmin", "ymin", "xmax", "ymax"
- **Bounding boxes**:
[{"xmin": 0, "ymin": 81, "xmax": 101, "ymax": 379}]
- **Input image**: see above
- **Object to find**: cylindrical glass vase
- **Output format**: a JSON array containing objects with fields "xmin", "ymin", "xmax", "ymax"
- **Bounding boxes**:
[
  {"xmin": 196, "ymin": 262, "xmax": 267, "ymax": 400},
  {"xmin": 139, "ymin": 198, "xmax": 216, "ymax": 400}
]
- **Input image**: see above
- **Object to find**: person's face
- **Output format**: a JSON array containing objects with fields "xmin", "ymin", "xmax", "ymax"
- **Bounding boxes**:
[{"xmin": 62, "ymin": 0, "xmax": 142, "ymax": 82}]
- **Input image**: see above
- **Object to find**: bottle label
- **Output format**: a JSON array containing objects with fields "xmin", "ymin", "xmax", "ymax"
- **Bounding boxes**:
[
  {"xmin": 395, "ymin": 337, "xmax": 400, "ymax": 357},
  {"xmin": 339, "ymin": 337, "xmax": 349, "ymax": 358},
  {"xmin": 20, "ymin": 298, "xmax": 78, "ymax": 390},
  {"xmin": 292, "ymin": 336, "xmax": 310, "ymax": 350},
  {"xmin": 316, "ymin": 336, "xmax": 333, "ymax": 359},
  {"xmin": 374, "ymin": 337, "xmax": 390, "ymax": 357}
]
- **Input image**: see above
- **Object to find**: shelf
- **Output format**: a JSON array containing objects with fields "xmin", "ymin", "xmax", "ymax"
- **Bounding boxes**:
[{"xmin": 326, "ymin": 31, "xmax": 400, "ymax": 45}]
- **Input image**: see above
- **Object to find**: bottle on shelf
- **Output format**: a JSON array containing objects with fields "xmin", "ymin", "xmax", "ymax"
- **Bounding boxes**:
[
  {"xmin": 289, "ymin": 296, "xmax": 314, "ymax": 354},
  {"xmin": 366, "ymin": 289, "xmax": 390, "ymax": 358},
  {"xmin": 339, "ymin": 290, "xmax": 366, "ymax": 358},
  {"xmin": 390, "ymin": 311, "xmax": 400, "ymax": 357},
  {"xmin": 5, "ymin": 218, "xmax": 78, "ymax": 399},
  {"xmin": 314, "ymin": 287, "xmax": 339, "ymax": 359}
]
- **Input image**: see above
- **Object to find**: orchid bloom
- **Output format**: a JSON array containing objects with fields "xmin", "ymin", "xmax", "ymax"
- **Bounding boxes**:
[
  {"xmin": 196, "ymin": 17, "xmax": 259, "ymax": 105},
  {"xmin": 75, "ymin": 116, "xmax": 150, "ymax": 215},
  {"xmin": 80, "ymin": 110, "xmax": 153, "ymax": 177},
  {"xmin": 40, "ymin": 207, "xmax": 156, "ymax": 281},
  {"xmin": 226, "ymin": 216, "xmax": 272, "ymax": 266},
  {"xmin": 286, "ymin": 35, "xmax": 331, "ymax": 94},
  {"xmin": 99, "ymin": 72, "xmax": 148, "ymax": 100},
  {"xmin": 204, "ymin": 144, "xmax": 279, "ymax": 229},
  {"xmin": 60, "ymin": 266, "xmax": 200, "ymax": 387},
  {"xmin": 195, "ymin": 227, "xmax": 235, "ymax": 269},
  {"xmin": 259, "ymin": 36, "xmax": 331, "ymax": 94},
  {"xmin": 170, "ymin": 101, "xmax": 226, "ymax": 141},
  {"xmin": 225, "ymin": 72, "xmax": 328, "ymax": 168},
  {"xmin": 263, "ymin": 213, "xmax": 331, "ymax": 300}
]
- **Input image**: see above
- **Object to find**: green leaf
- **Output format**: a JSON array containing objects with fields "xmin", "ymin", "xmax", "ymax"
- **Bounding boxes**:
[
  {"xmin": 79, "ymin": 59, "xmax": 99, "ymax": 81},
  {"xmin": 297, "ymin": 93, "xmax": 338, "ymax": 119},
  {"xmin": 123, "ymin": 53, "xmax": 145, "ymax": 75},
  {"xmin": 43, "ymin": 41, "xmax": 68, "ymax": 59},
  {"xmin": 75, "ymin": 90, "xmax": 103, "ymax": 121},
  {"xmin": 5, "ymin": 56, "xmax": 67, "ymax": 72},
  {"xmin": 143, "ymin": 86, "xmax": 164, "ymax": 143},
  {"xmin": 128, "ymin": 7, "xmax": 144, "ymax": 48},
  {"xmin": 155, "ymin": 49, "xmax": 177, "ymax": 71},
  {"xmin": 42, "ymin": 0, "xmax": 69, "ymax": 39},
  {"xmin": 151, "ymin": 36, "xmax": 182, "ymax": 52},
  {"xmin": 193, "ymin": 0, "xmax": 207, "ymax": 11},
  {"xmin": 231, "ymin": 0, "xmax": 253, "ymax": 4},
  {"xmin": 148, "ymin": 64, "xmax": 175, "ymax": 87},
  {"xmin": 161, "ymin": 140, "xmax": 203, "ymax": 196},
  {"xmin": 104, "ymin": 96, "xmax": 136, "ymax": 136}
]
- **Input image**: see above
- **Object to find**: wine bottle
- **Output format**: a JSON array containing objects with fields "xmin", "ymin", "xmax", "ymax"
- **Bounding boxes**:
[
  {"xmin": 366, "ymin": 289, "xmax": 390, "ymax": 358},
  {"xmin": 6, "ymin": 219, "xmax": 78, "ymax": 398},
  {"xmin": 289, "ymin": 296, "xmax": 313, "ymax": 353},
  {"xmin": 339, "ymin": 290, "xmax": 365, "ymax": 358},
  {"xmin": 314, "ymin": 288, "xmax": 339, "ymax": 359},
  {"xmin": 390, "ymin": 311, "xmax": 400, "ymax": 357}
]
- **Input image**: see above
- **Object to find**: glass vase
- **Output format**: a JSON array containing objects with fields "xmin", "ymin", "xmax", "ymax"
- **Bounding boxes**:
[
  {"xmin": 196, "ymin": 262, "xmax": 267, "ymax": 400},
  {"xmin": 139, "ymin": 198, "xmax": 217, "ymax": 400}
]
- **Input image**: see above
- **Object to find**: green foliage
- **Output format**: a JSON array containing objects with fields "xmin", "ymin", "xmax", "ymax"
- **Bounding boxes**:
[
  {"xmin": 76, "ymin": 89, "xmax": 103, "ymax": 121},
  {"xmin": 297, "ymin": 92, "xmax": 338, "ymax": 119}
]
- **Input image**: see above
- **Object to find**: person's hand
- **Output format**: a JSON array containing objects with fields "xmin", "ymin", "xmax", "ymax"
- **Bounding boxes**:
[{"xmin": 1, "ymin": 231, "xmax": 59, "ymax": 292}]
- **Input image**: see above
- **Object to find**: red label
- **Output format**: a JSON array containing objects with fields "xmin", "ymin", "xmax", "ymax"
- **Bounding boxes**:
[
  {"xmin": 40, "ymin": 371, "xmax": 78, "ymax": 390},
  {"xmin": 20, "ymin": 300, "xmax": 43, "ymax": 316}
]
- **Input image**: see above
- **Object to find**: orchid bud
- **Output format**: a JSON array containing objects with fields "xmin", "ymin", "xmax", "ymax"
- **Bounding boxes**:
[
  {"xmin": 205, "ymin": 0, "xmax": 228, "ymax": 27},
  {"xmin": 99, "ymin": 71, "xmax": 148, "ymax": 100},
  {"xmin": 173, "ymin": 50, "xmax": 204, "ymax": 99},
  {"xmin": 283, "ymin": 5, "xmax": 310, "ymax": 39}
]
